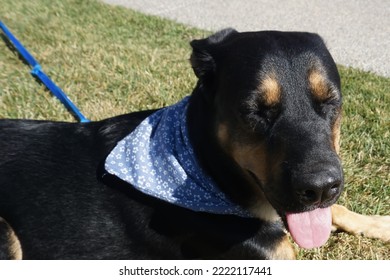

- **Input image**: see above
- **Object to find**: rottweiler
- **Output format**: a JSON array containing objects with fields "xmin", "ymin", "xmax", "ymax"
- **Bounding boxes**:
[{"xmin": 0, "ymin": 29, "xmax": 388, "ymax": 259}]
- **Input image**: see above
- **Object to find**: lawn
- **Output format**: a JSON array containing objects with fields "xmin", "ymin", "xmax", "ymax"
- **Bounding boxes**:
[{"xmin": 0, "ymin": 0, "xmax": 389, "ymax": 259}]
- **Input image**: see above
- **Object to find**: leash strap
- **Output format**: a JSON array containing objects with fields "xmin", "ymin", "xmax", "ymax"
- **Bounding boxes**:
[{"xmin": 0, "ymin": 21, "xmax": 90, "ymax": 123}]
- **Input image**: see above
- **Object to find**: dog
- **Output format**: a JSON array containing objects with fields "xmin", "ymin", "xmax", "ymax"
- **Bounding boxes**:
[{"xmin": 0, "ymin": 29, "xmax": 389, "ymax": 259}]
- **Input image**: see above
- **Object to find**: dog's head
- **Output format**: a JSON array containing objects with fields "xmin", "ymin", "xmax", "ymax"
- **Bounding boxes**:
[{"xmin": 190, "ymin": 29, "xmax": 343, "ymax": 248}]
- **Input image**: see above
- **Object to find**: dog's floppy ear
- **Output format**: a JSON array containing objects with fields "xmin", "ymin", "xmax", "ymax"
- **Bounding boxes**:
[{"xmin": 190, "ymin": 28, "xmax": 238, "ymax": 81}]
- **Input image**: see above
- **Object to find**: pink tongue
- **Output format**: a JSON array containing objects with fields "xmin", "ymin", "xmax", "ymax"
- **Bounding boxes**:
[{"xmin": 286, "ymin": 207, "xmax": 331, "ymax": 249}]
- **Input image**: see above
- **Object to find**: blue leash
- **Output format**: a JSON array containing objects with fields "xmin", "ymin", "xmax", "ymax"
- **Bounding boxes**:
[{"xmin": 0, "ymin": 21, "xmax": 90, "ymax": 123}]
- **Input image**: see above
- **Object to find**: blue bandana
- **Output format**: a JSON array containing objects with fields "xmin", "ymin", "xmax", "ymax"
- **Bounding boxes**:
[{"xmin": 105, "ymin": 96, "xmax": 251, "ymax": 217}]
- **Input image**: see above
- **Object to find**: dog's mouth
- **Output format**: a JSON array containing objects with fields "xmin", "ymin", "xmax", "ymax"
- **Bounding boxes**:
[{"xmin": 246, "ymin": 169, "xmax": 332, "ymax": 249}]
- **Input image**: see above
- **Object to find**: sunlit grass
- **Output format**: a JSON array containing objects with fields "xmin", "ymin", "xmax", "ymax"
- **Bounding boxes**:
[{"xmin": 1, "ymin": 0, "xmax": 388, "ymax": 259}]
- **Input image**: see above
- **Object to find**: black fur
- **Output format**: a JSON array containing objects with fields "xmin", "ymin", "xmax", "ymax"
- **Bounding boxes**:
[{"xmin": 0, "ymin": 29, "xmax": 343, "ymax": 259}]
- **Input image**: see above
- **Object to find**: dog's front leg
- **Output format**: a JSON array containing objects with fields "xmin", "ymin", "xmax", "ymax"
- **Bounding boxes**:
[
  {"xmin": 268, "ymin": 235, "xmax": 297, "ymax": 260},
  {"xmin": 0, "ymin": 217, "xmax": 23, "ymax": 260},
  {"xmin": 331, "ymin": 204, "xmax": 390, "ymax": 242}
]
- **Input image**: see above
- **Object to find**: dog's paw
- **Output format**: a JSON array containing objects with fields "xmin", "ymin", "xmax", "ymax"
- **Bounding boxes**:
[
  {"xmin": 331, "ymin": 204, "xmax": 390, "ymax": 242},
  {"xmin": 357, "ymin": 215, "xmax": 390, "ymax": 242}
]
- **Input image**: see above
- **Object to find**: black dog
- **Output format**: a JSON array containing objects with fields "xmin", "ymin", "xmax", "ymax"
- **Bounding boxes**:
[{"xmin": 0, "ymin": 29, "xmax": 388, "ymax": 260}]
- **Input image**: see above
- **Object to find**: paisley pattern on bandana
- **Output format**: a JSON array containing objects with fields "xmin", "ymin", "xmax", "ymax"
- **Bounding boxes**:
[{"xmin": 105, "ymin": 96, "xmax": 251, "ymax": 217}]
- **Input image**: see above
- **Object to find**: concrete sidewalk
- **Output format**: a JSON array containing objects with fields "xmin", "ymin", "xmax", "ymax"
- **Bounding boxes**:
[{"xmin": 102, "ymin": 0, "xmax": 390, "ymax": 77}]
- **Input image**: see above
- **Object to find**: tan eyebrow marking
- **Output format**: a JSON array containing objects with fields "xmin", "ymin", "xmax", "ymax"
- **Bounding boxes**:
[
  {"xmin": 258, "ymin": 74, "xmax": 281, "ymax": 106},
  {"xmin": 309, "ymin": 70, "xmax": 333, "ymax": 101}
]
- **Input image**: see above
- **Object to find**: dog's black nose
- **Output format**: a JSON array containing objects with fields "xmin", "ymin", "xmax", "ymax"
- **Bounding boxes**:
[{"xmin": 292, "ymin": 166, "xmax": 343, "ymax": 206}]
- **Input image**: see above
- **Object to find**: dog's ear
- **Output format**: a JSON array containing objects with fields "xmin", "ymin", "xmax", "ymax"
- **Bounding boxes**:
[{"xmin": 190, "ymin": 28, "xmax": 238, "ymax": 81}]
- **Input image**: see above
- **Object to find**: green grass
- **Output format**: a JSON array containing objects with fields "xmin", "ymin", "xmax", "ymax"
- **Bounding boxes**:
[{"xmin": 1, "ymin": 0, "xmax": 389, "ymax": 259}]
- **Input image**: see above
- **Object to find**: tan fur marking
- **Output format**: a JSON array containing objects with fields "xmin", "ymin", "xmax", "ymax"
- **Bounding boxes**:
[
  {"xmin": 259, "ymin": 75, "xmax": 281, "ymax": 106},
  {"xmin": 8, "ymin": 228, "xmax": 23, "ymax": 260},
  {"xmin": 0, "ymin": 218, "xmax": 23, "ymax": 260},
  {"xmin": 331, "ymin": 204, "xmax": 390, "ymax": 242},
  {"xmin": 216, "ymin": 124, "xmax": 279, "ymax": 222},
  {"xmin": 332, "ymin": 113, "xmax": 342, "ymax": 154},
  {"xmin": 248, "ymin": 198, "xmax": 279, "ymax": 222},
  {"xmin": 268, "ymin": 235, "xmax": 296, "ymax": 260},
  {"xmin": 309, "ymin": 70, "xmax": 331, "ymax": 101},
  {"xmin": 231, "ymin": 144, "xmax": 279, "ymax": 222},
  {"xmin": 232, "ymin": 144, "xmax": 268, "ymax": 183}
]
